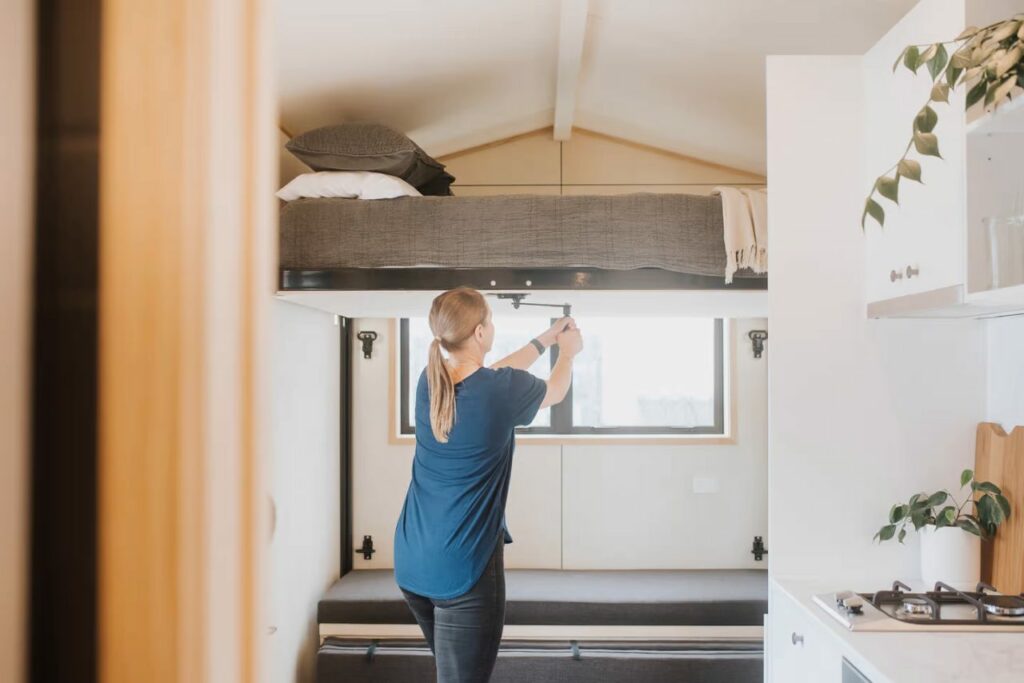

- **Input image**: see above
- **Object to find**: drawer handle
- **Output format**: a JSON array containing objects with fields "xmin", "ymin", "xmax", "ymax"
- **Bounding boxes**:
[
  {"xmin": 890, "ymin": 269, "xmax": 903, "ymax": 283},
  {"xmin": 791, "ymin": 632, "xmax": 804, "ymax": 646},
  {"xmin": 906, "ymin": 265, "xmax": 919, "ymax": 279}
]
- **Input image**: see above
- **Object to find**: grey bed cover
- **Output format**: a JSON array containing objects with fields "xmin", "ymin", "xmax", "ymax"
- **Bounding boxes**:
[{"xmin": 280, "ymin": 192, "xmax": 763, "ymax": 278}]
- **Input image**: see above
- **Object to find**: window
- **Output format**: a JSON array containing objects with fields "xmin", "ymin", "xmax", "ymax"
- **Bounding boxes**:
[{"xmin": 399, "ymin": 317, "xmax": 725, "ymax": 436}]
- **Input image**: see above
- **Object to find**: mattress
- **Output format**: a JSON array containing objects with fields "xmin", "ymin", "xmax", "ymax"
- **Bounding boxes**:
[
  {"xmin": 317, "ymin": 638, "xmax": 764, "ymax": 683},
  {"xmin": 280, "ymin": 193, "xmax": 764, "ymax": 279},
  {"xmin": 318, "ymin": 569, "xmax": 768, "ymax": 627}
]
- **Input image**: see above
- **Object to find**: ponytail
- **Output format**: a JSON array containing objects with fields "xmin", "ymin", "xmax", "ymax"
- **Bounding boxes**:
[
  {"xmin": 425, "ymin": 287, "xmax": 489, "ymax": 443},
  {"xmin": 427, "ymin": 337, "xmax": 456, "ymax": 443}
]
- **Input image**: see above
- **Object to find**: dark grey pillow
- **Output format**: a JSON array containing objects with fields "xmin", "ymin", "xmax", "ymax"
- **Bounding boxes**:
[{"xmin": 286, "ymin": 123, "xmax": 454, "ymax": 196}]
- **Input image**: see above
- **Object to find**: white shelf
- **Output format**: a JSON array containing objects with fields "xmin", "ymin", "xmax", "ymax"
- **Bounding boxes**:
[
  {"xmin": 965, "ymin": 282, "xmax": 1024, "ymax": 311},
  {"xmin": 966, "ymin": 93, "xmax": 1024, "ymax": 136}
]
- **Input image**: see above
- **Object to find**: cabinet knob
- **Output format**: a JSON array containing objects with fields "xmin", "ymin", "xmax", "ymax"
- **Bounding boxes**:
[
  {"xmin": 890, "ymin": 269, "xmax": 903, "ymax": 283},
  {"xmin": 906, "ymin": 265, "xmax": 919, "ymax": 279},
  {"xmin": 791, "ymin": 632, "xmax": 804, "ymax": 646}
]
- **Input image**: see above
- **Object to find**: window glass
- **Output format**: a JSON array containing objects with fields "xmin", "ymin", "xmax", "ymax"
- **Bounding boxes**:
[
  {"xmin": 406, "ymin": 316, "xmax": 552, "ymax": 428},
  {"xmin": 570, "ymin": 318, "xmax": 717, "ymax": 428}
]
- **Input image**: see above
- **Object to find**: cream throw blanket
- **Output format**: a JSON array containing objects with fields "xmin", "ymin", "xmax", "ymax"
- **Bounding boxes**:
[{"xmin": 712, "ymin": 186, "xmax": 767, "ymax": 284}]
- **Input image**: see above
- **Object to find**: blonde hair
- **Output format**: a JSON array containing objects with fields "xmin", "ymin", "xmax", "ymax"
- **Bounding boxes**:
[{"xmin": 426, "ymin": 287, "xmax": 489, "ymax": 443}]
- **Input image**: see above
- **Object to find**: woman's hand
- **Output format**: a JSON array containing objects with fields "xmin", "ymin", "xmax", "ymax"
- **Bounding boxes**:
[
  {"xmin": 556, "ymin": 327, "xmax": 583, "ymax": 358},
  {"xmin": 537, "ymin": 317, "xmax": 575, "ymax": 348}
]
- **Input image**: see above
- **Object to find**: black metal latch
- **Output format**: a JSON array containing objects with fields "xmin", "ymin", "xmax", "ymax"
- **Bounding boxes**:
[
  {"xmin": 751, "ymin": 536, "xmax": 768, "ymax": 561},
  {"xmin": 356, "ymin": 330, "xmax": 378, "ymax": 359},
  {"xmin": 748, "ymin": 330, "xmax": 768, "ymax": 359},
  {"xmin": 356, "ymin": 535, "xmax": 375, "ymax": 560}
]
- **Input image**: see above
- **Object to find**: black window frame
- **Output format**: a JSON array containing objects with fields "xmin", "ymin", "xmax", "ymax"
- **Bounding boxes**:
[{"xmin": 399, "ymin": 318, "xmax": 725, "ymax": 436}]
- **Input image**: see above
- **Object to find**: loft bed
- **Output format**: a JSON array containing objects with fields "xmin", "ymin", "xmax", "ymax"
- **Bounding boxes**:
[{"xmin": 278, "ymin": 192, "xmax": 768, "ymax": 292}]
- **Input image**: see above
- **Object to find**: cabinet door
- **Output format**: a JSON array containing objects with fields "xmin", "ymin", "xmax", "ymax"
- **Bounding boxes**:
[
  {"xmin": 769, "ymin": 584, "xmax": 843, "ymax": 683},
  {"xmin": 863, "ymin": 0, "xmax": 966, "ymax": 303}
]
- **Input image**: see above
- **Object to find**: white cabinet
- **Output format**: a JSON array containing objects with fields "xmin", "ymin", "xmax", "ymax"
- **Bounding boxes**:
[
  {"xmin": 862, "ymin": 0, "xmax": 1024, "ymax": 317},
  {"xmin": 768, "ymin": 582, "xmax": 844, "ymax": 683},
  {"xmin": 862, "ymin": 0, "xmax": 967, "ymax": 307}
]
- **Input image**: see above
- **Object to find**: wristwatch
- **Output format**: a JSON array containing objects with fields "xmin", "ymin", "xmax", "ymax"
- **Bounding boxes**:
[{"xmin": 529, "ymin": 338, "xmax": 546, "ymax": 355}]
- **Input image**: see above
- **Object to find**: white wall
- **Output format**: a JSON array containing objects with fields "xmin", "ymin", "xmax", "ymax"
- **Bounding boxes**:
[
  {"xmin": 349, "ymin": 318, "xmax": 769, "ymax": 571},
  {"xmin": 987, "ymin": 316, "xmax": 1024, "ymax": 427},
  {"xmin": 1, "ymin": 2, "xmax": 34, "ymax": 682},
  {"xmin": 767, "ymin": 55, "xmax": 987, "ymax": 583},
  {"xmin": 268, "ymin": 301, "xmax": 340, "ymax": 683}
]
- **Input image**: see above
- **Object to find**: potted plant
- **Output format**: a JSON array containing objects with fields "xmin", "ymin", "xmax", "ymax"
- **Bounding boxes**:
[
  {"xmin": 875, "ymin": 469, "xmax": 1011, "ymax": 585},
  {"xmin": 863, "ymin": 14, "xmax": 1024, "ymax": 228}
]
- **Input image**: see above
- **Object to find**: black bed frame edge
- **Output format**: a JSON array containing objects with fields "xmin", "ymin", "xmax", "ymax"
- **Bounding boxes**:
[{"xmin": 281, "ymin": 268, "xmax": 768, "ymax": 291}]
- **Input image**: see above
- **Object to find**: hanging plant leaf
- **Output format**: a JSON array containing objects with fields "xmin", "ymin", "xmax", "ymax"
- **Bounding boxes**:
[
  {"xmin": 897, "ymin": 158, "xmax": 922, "ymax": 183},
  {"xmin": 990, "ymin": 20, "xmax": 1021, "ymax": 43},
  {"xmin": 995, "ymin": 45, "xmax": 1022, "ymax": 78},
  {"xmin": 950, "ymin": 48, "xmax": 972, "ymax": 69},
  {"xmin": 864, "ymin": 197, "xmax": 885, "ymax": 228},
  {"xmin": 931, "ymin": 82, "xmax": 951, "ymax": 102},
  {"xmin": 914, "ymin": 105, "xmax": 939, "ymax": 133},
  {"xmin": 897, "ymin": 528, "xmax": 907, "ymax": 543},
  {"xmin": 992, "ymin": 74, "xmax": 1018, "ymax": 105},
  {"xmin": 878, "ymin": 175, "xmax": 900, "ymax": 203},
  {"xmin": 928, "ymin": 43, "xmax": 949, "ymax": 79},
  {"xmin": 955, "ymin": 25, "xmax": 980, "ymax": 41},
  {"xmin": 893, "ymin": 46, "xmax": 909, "ymax": 73},
  {"xmin": 956, "ymin": 517, "xmax": 984, "ymax": 537},
  {"xmin": 920, "ymin": 44, "xmax": 939, "ymax": 67},
  {"xmin": 926, "ymin": 491, "xmax": 948, "ymax": 507},
  {"xmin": 976, "ymin": 481, "xmax": 1002, "ymax": 494},
  {"xmin": 996, "ymin": 494, "xmax": 1012, "ymax": 519},
  {"xmin": 903, "ymin": 45, "xmax": 921, "ymax": 73},
  {"xmin": 966, "ymin": 77, "xmax": 989, "ymax": 108},
  {"xmin": 877, "ymin": 524, "xmax": 897, "ymax": 541},
  {"xmin": 946, "ymin": 64, "xmax": 964, "ymax": 88}
]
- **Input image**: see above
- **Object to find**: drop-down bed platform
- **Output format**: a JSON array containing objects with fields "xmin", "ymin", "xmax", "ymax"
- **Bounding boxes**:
[{"xmin": 316, "ymin": 568, "xmax": 768, "ymax": 682}]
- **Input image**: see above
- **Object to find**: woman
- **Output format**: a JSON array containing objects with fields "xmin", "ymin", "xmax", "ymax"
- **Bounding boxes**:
[{"xmin": 394, "ymin": 286, "xmax": 582, "ymax": 682}]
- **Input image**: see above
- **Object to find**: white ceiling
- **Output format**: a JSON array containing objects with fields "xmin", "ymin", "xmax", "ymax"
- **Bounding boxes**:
[{"xmin": 275, "ymin": 0, "xmax": 918, "ymax": 175}]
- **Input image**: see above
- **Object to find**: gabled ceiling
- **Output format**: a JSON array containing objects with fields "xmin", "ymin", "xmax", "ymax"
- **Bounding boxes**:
[{"xmin": 275, "ymin": 0, "xmax": 918, "ymax": 175}]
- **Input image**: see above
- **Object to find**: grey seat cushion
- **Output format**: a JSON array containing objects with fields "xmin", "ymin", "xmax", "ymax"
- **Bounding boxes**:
[{"xmin": 318, "ymin": 569, "xmax": 768, "ymax": 626}]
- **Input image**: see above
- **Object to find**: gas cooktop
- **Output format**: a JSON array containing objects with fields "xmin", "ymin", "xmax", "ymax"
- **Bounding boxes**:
[{"xmin": 813, "ymin": 581, "xmax": 1024, "ymax": 632}]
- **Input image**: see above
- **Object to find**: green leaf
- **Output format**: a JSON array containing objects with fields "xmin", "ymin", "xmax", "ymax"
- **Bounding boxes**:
[
  {"xmin": 946, "ymin": 65, "xmax": 964, "ymax": 88},
  {"xmin": 893, "ymin": 46, "xmax": 909, "ymax": 73},
  {"xmin": 930, "ymin": 82, "xmax": 950, "ymax": 103},
  {"xmin": 996, "ymin": 493, "xmax": 1012, "ymax": 519},
  {"xmin": 990, "ymin": 21, "xmax": 1021, "ymax": 43},
  {"xmin": 903, "ymin": 45, "xmax": 921, "ymax": 73},
  {"xmin": 960, "ymin": 469, "xmax": 973, "ymax": 488},
  {"xmin": 920, "ymin": 44, "xmax": 938, "ymax": 67},
  {"xmin": 928, "ymin": 43, "xmax": 949, "ymax": 80},
  {"xmin": 878, "ymin": 524, "xmax": 897, "ymax": 541},
  {"xmin": 913, "ymin": 130, "xmax": 942, "ymax": 158},
  {"xmin": 927, "ymin": 491, "xmax": 948, "ymax": 507},
  {"xmin": 898, "ymin": 528, "xmax": 907, "ymax": 544},
  {"xmin": 898, "ymin": 159, "xmax": 922, "ymax": 183},
  {"xmin": 941, "ymin": 506, "xmax": 957, "ymax": 525},
  {"xmin": 877, "ymin": 175, "xmax": 900, "ymax": 203},
  {"xmin": 992, "ymin": 75, "xmax": 1018, "ymax": 106},
  {"xmin": 976, "ymin": 481, "xmax": 1001, "ymax": 495},
  {"xmin": 950, "ymin": 49, "xmax": 972, "ymax": 69},
  {"xmin": 957, "ymin": 517, "xmax": 984, "ymax": 537},
  {"xmin": 977, "ymin": 495, "xmax": 1000, "ymax": 525},
  {"xmin": 911, "ymin": 510, "xmax": 928, "ymax": 530},
  {"xmin": 995, "ymin": 45, "xmax": 1022, "ymax": 79},
  {"xmin": 889, "ymin": 504, "xmax": 909, "ymax": 524},
  {"xmin": 915, "ymin": 105, "xmax": 939, "ymax": 133},
  {"xmin": 864, "ymin": 197, "xmax": 885, "ymax": 227},
  {"xmin": 965, "ymin": 77, "xmax": 986, "ymax": 108}
]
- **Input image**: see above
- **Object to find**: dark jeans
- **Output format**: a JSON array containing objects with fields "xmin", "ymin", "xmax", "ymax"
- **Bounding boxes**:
[{"xmin": 401, "ymin": 538, "xmax": 506, "ymax": 683}]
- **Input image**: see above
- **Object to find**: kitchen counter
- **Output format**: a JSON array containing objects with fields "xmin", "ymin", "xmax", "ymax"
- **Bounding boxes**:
[{"xmin": 773, "ymin": 578, "xmax": 1024, "ymax": 683}]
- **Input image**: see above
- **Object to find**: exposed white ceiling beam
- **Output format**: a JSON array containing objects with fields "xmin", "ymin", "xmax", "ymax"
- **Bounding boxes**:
[{"xmin": 552, "ymin": 0, "xmax": 588, "ymax": 141}]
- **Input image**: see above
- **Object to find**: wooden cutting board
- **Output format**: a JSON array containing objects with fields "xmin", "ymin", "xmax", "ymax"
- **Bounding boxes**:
[{"xmin": 975, "ymin": 422, "xmax": 1024, "ymax": 594}]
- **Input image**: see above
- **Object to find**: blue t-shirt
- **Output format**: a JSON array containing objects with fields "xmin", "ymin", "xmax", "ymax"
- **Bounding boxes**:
[{"xmin": 394, "ymin": 366, "xmax": 547, "ymax": 599}]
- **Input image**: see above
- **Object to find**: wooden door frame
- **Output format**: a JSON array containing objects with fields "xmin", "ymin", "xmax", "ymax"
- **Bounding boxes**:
[{"xmin": 99, "ymin": 0, "xmax": 274, "ymax": 680}]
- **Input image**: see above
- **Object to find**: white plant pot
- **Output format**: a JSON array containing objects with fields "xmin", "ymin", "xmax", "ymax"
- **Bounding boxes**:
[{"xmin": 919, "ymin": 525, "xmax": 980, "ymax": 588}]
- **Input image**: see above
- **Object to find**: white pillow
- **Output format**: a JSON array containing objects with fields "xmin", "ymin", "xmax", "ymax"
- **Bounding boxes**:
[{"xmin": 276, "ymin": 171, "xmax": 422, "ymax": 201}]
